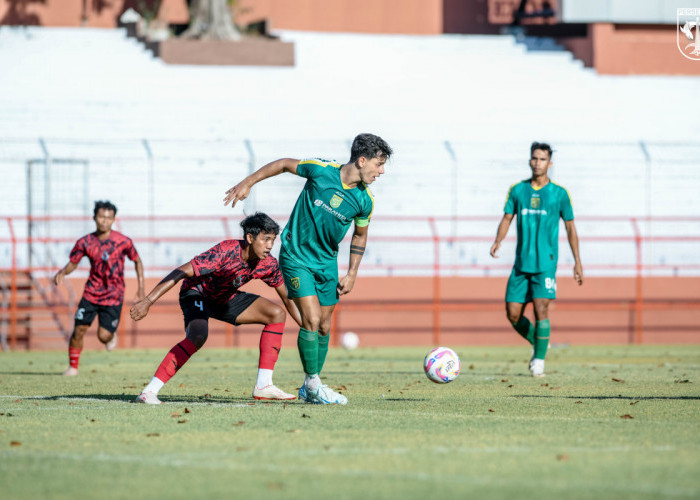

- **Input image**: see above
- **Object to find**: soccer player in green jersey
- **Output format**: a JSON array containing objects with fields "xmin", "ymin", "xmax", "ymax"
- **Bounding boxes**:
[
  {"xmin": 223, "ymin": 133, "xmax": 393, "ymax": 404},
  {"xmin": 490, "ymin": 142, "xmax": 583, "ymax": 377}
]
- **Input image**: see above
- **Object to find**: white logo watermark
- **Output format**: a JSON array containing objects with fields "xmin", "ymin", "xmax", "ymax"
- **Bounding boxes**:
[{"xmin": 678, "ymin": 8, "xmax": 700, "ymax": 61}]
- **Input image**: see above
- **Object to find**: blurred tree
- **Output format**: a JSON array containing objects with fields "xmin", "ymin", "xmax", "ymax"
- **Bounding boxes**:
[{"xmin": 181, "ymin": 0, "xmax": 241, "ymax": 40}]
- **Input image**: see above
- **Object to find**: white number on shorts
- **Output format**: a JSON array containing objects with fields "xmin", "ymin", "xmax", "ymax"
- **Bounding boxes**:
[
  {"xmin": 194, "ymin": 300, "xmax": 204, "ymax": 311},
  {"xmin": 545, "ymin": 278, "xmax": 556, "ymax": 290},
  {"xmin": 75, "ymin": 308, "xmax": 85, "ymax": 320}
]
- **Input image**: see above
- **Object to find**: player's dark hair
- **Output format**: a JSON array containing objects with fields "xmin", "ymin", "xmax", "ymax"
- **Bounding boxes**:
[
  {"xmin": 240, "ymin": 212, "xmax": 280, "ymax": 238},
  {"xmin": 350, "ymin": 133, "xmax": 393, "ymax": 162},
  {"xmin": 93, "ymin": 200, "xmax": 117, "ymax": 217},
  {"xmin": 531, "ymin": 141, "xmax": 553, "ymax": 159}
]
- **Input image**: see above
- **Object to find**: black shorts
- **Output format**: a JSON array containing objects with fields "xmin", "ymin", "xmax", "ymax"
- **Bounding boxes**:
[
  {"xmin": 74, "ymin": 297, "xmax": 123, "ymax": 334},
  {"xmin": 179, "ymin": 289, "xmax": 260, "ymax": 328}
]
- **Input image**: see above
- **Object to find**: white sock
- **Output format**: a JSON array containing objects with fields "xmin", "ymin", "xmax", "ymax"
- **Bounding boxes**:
[
  {"xmin": 143, "ymin": 377, "xmax": 165, "ymax": 395},
  {"xmin": 305, "ymin": 374, "xmax": 321, "ymax": 390},
  {"xmin": 256, "ymin": 368, "xmax": 273, "ymax": 388}
]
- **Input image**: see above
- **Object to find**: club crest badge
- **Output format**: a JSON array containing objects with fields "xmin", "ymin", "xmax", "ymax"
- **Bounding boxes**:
[
  {"xmin": 290, "ymin": 277, "xmax": 300, "ymax": 290},
  {"xmin": 330, "ymin": 194, "xmax": 344, "ymax": 209},
  {"xmin": 678, "ymin": 8, "xmax": 700, "ymax": 61},
  {"xmin": 530, "ymin": 196, "xmax": 541, "ymax": 209}
]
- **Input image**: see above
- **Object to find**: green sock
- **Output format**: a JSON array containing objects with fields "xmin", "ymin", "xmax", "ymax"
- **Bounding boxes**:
[
  {"xmin": 317, "ymin": 334, "xmax": 329, "ymax": 374},
  {"xmin": 297, "ymin": 328, "xmax": 319, "ymax": 375},
  {"xmin": 533, "ymin": 319, "xmax": 551, "ymax": 360},
  {"xmin": 511, "ymin": 317, "xmax": 535, "ymax": 345}
]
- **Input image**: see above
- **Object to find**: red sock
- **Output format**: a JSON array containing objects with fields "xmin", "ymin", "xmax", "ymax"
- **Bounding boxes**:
[
  {"xmin": 258, "ymin": 322, "xmax": 285, "ymax": 370},
  {"xmin": 154, "ymin": 339, "xmax": 199, "ymax": 383},
  {"xmin": 69, "ymin": 347, "xmax": 81, "ymax": 369}
]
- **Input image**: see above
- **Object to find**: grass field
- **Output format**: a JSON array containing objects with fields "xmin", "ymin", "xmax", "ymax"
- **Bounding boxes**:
[{"xmin": 1, "ymin": 344, "xmax": 699, "ymax": 499}]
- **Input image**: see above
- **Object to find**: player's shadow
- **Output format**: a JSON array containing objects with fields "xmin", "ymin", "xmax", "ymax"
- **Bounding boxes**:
[
  {"xmin": 33, "ymin": 393, "xmax": 292, "ymax": 405},
  {"xmin": 512, "ymin": 395, "xmax": 700, "ymax": 401},
  {"xmin": 0, "ymin": 371, "xmax": 64, "ymax": 376}
]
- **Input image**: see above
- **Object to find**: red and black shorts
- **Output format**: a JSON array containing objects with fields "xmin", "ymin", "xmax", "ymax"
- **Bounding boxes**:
[
  {"xmin": 74, "ymin": 297, "xmax": 123, "ymax": 334},
  {"xmin": 179, "ymin": 289, "xmax": 259, "ymax": 328}
]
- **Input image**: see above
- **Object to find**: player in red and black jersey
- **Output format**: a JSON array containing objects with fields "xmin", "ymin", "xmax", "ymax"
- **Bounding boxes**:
[
  {"xmin": 130, "ymin": 212, "xmax": 302, "ymax": 404},
  {"xmin": 54, "ymin": 200, "xmax": 145, "ymax": 376}
]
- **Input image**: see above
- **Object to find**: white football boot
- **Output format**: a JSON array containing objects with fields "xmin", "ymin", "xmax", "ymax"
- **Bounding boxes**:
[
  {"xmin": 252, "ymin": 385, "xmax": 296, "ymax": 400},
  {"xmin": 529, "ymin": 358, "xmax": 545, "ymax": 377},
  {"xmin": 105, "ymin": 333, "xmax": 118, "ymax": 351},
  {"xmin": 307, "ymin": 384, "xmax": 348, "ymax": 405},
  {"xmin": 62, "ymin": 367, "xmax": 78, "ymax": 376},
  {"xmin": 134, "ymin": 391, "xmax": 162, "ymax": 404}
]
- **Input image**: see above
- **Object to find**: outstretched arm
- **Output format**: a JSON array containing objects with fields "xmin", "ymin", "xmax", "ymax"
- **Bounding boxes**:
[
  {"xmin": 223, "ymin": 158, "xmax": 300, "ymax": 208},
  {"xmin": 129, "ymin": 262, "xmax": 195, "ymax": 321},
  {"xmin": 53, "ymin": 261, "xmax": 79, "ymax": 286},
  {"xmin": 275, "ymin": 284, "xmax": 302, "ymax": 327},
  {"xmin": 337, "ymin": 224, "xmax": 368, "ymax": 296},
  {"xmin": 133, "ymin": 257, "xmax": 145, "ymax": 302},
  {"xmin": 565, "ymin": 219, "xmax": 583, "ymax": 285},
  {"xmin": 490, "ymin": 213, "xmax": 514, "ymax": 258}
]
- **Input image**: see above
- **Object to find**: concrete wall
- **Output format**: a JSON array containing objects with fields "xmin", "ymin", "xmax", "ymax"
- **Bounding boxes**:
[{"xmin": 561, "ymin": 23, "xmax": 700, "ymax": 75}]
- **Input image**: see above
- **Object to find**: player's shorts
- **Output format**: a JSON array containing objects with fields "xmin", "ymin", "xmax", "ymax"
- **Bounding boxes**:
[
  {"xmin": 74, "ymin": 297, "xmax": 123, "ymax": 333},
  {"xmin": 179, "ymin": 289, "xmax": 260, "ymax": 328},
  {"xmin": 505, "ymin": 268, "xmax": 557, "ymax": 303},
  {"xmin": 279, "ymin": 250, "xmax": 339, "ymax": 307}
]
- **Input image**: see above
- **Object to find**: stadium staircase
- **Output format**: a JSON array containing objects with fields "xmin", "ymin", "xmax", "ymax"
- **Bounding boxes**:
[{"xmin": 0, "ymin": 271, "xmax": 70, "ymax": 351}]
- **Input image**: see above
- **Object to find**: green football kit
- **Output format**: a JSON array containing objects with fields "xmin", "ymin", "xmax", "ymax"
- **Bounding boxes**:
[
  {"xmin": 279, "ymin": 158, "xmax": 374, "ymax": 307},
  {"xmin": 503, "ymin": 180, "xmax": 574, "ymax": 303}
]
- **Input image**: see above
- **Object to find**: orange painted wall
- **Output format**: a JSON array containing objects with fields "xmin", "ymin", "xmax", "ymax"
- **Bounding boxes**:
[
  {"xmin": 0, "ymin": 0, "xmax": 164, "ymax": 28},
  {"xmin": 67, "ymin": 276, "xmax": 700, "ymax": 351},
  {"xmin": 236, "ymin": 0, "xmax": 444, "ymax": 34}
]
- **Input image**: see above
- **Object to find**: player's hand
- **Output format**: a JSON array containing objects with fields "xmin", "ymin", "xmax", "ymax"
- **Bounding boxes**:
[
  {"xmin": 53, "ymin": 271, "xmax": 64, "ymax": 286},
  {"xmin": 337, "ymin": 274, "xmax": 357, "ymax": 296},
  {"xmin": 223, "ymin": 181, "xmax": 251, "ymax": 208},
  {"xmin": 134, "ymin": 288, "xmax": 146, "ymax": 303},
  {"xmin": 573, "ymin": 263, "xmax": 583, "ymax": 286},
  {"xmin": 130, "ymin": 298, "xmax": 151, "ymax": 321},
  {"xmin": 489, "ymin": 241, "xmax": 500, "ymax": 258}
]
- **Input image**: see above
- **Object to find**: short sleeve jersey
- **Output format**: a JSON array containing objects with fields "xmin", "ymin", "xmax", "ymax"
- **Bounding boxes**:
[
  {"xmin": 281, "ymin": 158, "xmax": 374, "ymax": 268},
  {"xmin": 181, "ymin": 239, "xmax": 284, "ymax": 304},
  {"xmin": 69, "ymin": 231, "xmax": 140, "ymax": 306},
  {"xmin": 504, "ymin": 180, "xmax": 574, "ymax": 273}
]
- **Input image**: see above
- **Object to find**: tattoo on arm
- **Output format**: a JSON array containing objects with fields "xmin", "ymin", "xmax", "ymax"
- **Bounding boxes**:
[{"xmin": 350, "ymin": 245, "xmax": 365, "ymax": 256}]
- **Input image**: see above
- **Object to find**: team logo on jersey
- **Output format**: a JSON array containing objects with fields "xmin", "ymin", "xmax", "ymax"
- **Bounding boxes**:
[
  {"xmin": 102, "ymin": 251, "xmax": 110, "ymax": 261},
  {"xmin": 290, "ymin": 277, "xmax": 300, "ymax": 290},
  {"xmin": 678, "ymin": 8, "xmax": 700, "ymax": 60},
  {"xmin": 530, "ymin": 196, "xmax": 541, "ymax": 209},
  {"xmin": 330, "ymin": 194, "xmax": 344, "ymax": 209}
]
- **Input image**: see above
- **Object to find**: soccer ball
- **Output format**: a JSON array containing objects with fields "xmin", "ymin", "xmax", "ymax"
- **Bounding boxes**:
[
  {"xmin": 341, "ymin": 331, "xmax": 359, "ymax": 350},
  {"xmin": 423, "ymin": 347, "xmax": 461, "ymax": 383}
]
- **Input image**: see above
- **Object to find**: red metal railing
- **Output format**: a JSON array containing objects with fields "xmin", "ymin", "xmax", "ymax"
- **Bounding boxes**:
[{"xmin": 1, "ymin": 215, "xmax": 699, "ymax": 348}]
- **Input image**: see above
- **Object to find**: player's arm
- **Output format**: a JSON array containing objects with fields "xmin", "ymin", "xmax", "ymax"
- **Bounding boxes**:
[
  {"xmin": 274, "ymin": 284, "xmax": 302, "ymax": 327},
  {"xmin": 564, "ymin": 219, "xmax": 583, "ymax": 285},
  {"xmin": 223, "ymin": 158, "xmax": 300, "ymax": 208},
  {"xmin": 53, "ymin": 260, "xmax": 79, "ymax": 286},
  {"xmin": 337, "ymin": 224, "xmax": 368, "ymax": 296},
  {"xmin": 130, "ymin": 262, "xmax": 195, "ymax": 321},
  {"xmin": 133, "ymin": 257, "xmax": 146, "ymax": 301},
  {"xmin": 490, "ymin": 213, "xmax": 514, "ymax": 258}
]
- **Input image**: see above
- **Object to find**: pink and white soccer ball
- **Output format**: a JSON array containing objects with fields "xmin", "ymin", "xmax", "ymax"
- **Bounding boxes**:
[
  {"xmin": 423, "ymin": 347, "xmax": 461, "ymax": 383},
  {"xmin": 341, "ymin": 331, "xmax": 359, "ymax": 350}
]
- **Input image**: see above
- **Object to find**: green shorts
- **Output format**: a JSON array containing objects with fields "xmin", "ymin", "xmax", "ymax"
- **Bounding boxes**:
[
  {"xmin": 505, "ymin": 268, "xmax": 557, "ymax": 303},
  {"xmin": 279, "ymin": 250, "xmax": 339, "ymax": 307}
]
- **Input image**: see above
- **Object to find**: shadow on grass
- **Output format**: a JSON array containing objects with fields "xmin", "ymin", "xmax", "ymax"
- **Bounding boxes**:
[
  {"xmin": 0, "ymin": 371, "xmax": 64, "ymax": 376},
  {"xmin": 12, "ymin": 394, "xmax": 284, "ymax": 405},
  {"xmin": 513, "ymin": 395, "xmax": 700, "ymax": 401}
]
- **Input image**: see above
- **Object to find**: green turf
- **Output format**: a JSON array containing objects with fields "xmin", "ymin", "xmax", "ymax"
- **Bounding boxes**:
[{"xmin": 1, "ymin": 345, "xmax": 699, "ymax": 499}]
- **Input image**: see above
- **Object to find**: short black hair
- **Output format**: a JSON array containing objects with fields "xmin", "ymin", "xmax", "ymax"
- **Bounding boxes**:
[
  {"xmin": 94, "ymin": 200, "xmax": 117, "ymax": 217},
  {"xmin": 350, "ymin": 133, "xmax": 393, "ymax": 162},
  {"xmin": 530, "ymin": 141, "xmax": 553, "ymax": 159},
  {"xmin": 240, "ymin": 212, "xmax": 280, "ymax": 238}
]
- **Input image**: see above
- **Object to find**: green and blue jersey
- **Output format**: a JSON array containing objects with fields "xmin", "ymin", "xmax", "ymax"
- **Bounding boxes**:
[
  {"xmin": 504, "ymin": 180, "xmax": 574, "ymax": 273},
  {"xmin": 281, "ymin": 159, "xmax": 374, "ymax": 269}
]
